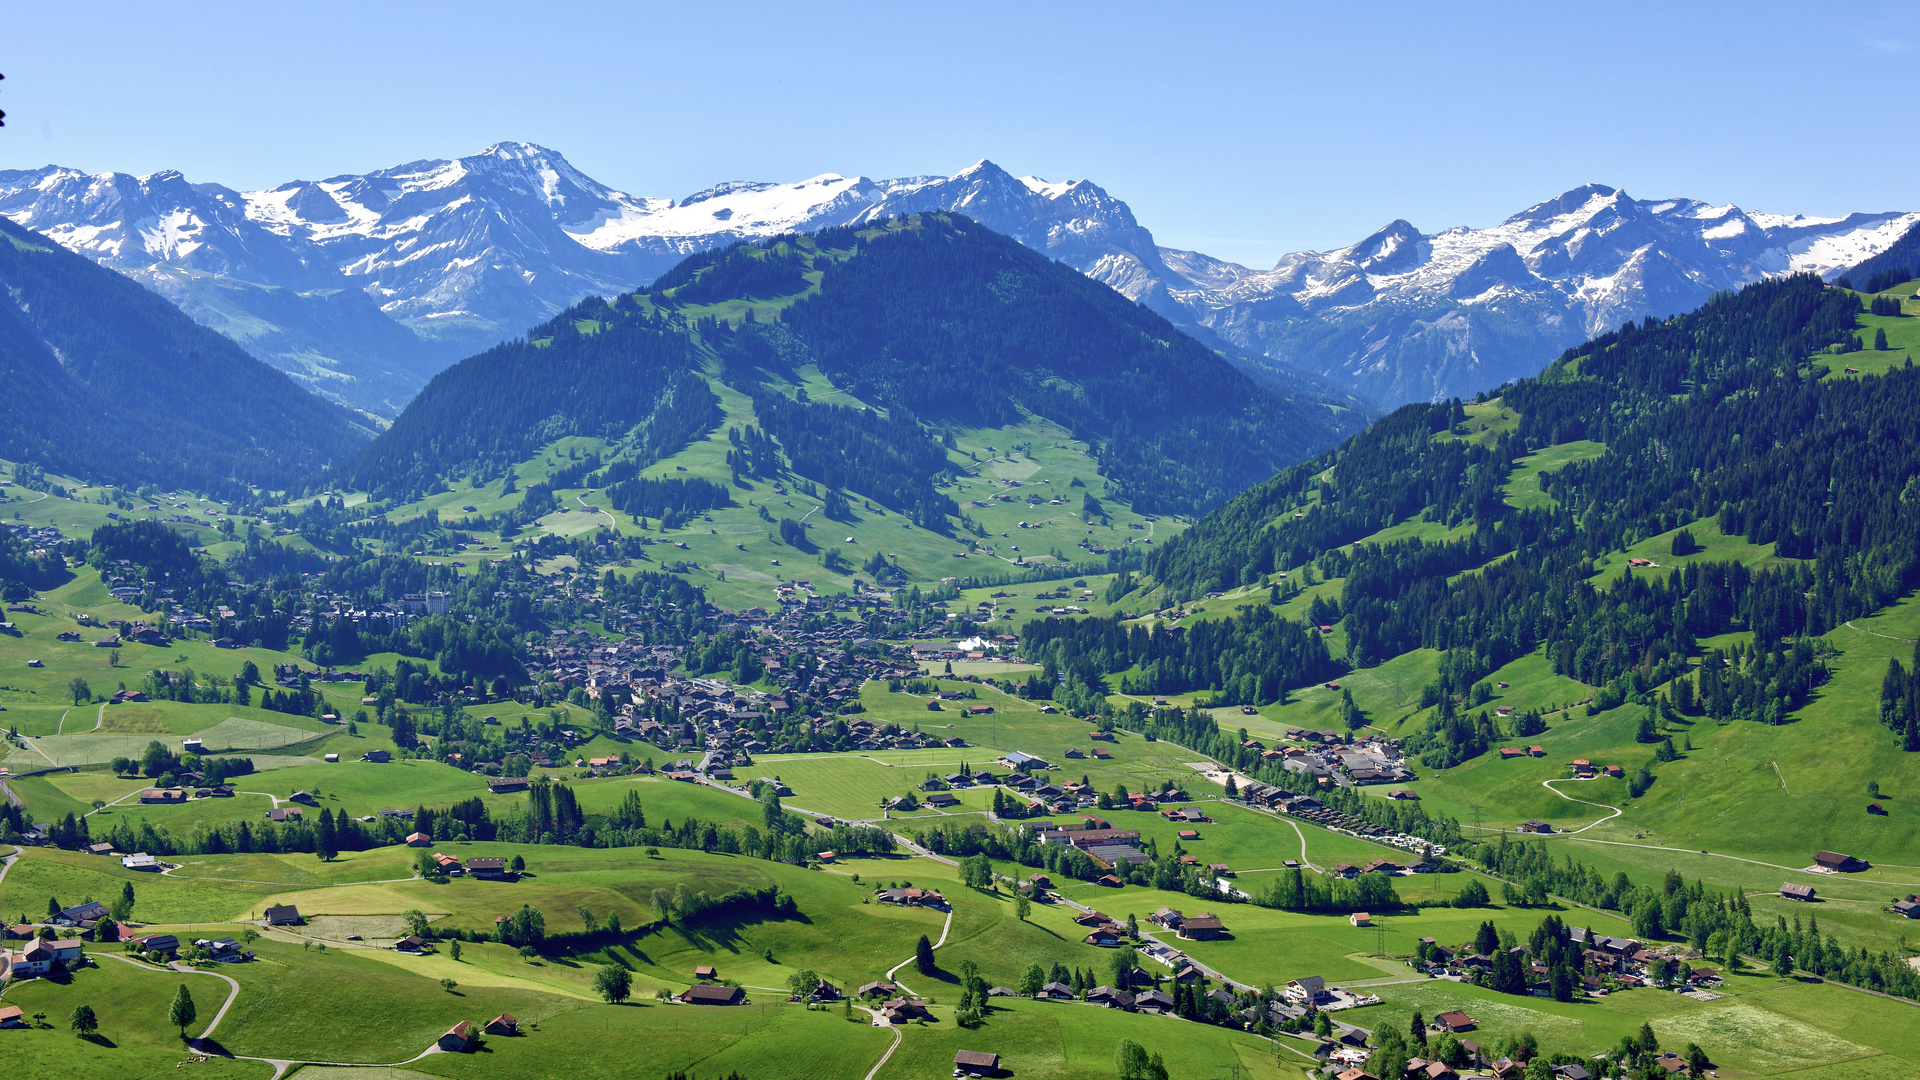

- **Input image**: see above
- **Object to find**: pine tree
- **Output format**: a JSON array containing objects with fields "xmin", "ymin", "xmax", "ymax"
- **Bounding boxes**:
[{"xmin": 168, "ymin": 984, "xmax": 196, "ymax": 1039}]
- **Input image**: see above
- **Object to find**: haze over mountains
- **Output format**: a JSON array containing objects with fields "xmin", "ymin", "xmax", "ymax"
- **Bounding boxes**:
[{"xmin": 2, "ymin": 143, "xmax": 1914, "ymax": 412}]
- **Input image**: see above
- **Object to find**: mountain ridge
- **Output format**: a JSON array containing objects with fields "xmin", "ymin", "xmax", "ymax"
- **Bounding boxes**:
[
  {"xmin": 0, "ymin": 215, "xmax": 374, "ymax": 494},
  {"xmin": 4, "ymin": 148, "xmax": 1915, "ymax": 412}
]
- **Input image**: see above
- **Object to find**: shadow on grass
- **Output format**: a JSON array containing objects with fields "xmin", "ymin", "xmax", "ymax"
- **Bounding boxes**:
[{"xmin": 79, "ymin": 1033, "xmax": 117, "ymax": 1048}]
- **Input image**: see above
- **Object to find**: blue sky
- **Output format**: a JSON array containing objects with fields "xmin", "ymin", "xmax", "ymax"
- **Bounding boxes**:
[{"xmin": 4, "ymin": 0, "xmax": 1915, "ymax": 267}]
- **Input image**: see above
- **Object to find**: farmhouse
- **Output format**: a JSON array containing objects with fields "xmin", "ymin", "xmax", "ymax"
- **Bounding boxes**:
[
  {"xmin": 263, "ymin": 904, "xmax": 303, "ymax": 926},
  {"xmin": 1780, "ymin": 882, "xmax": 1816, "ymax": 901},
  {"xmin": 267, "ymin": 807, "xmax": 302, "ymax": 822},
  {"xmin": 120, "ymin": 853, "xmax": 159, "ymax": 871},
  {"xmin": 133, "ymin": 933, "xmax": 180, "ymax": 958},
  {"xmin": 1179, "ymin": 913, "xmax": 1226, "ymax": 940},
  {"xmin": 1434, "ymin": 1010, "xmax": 1477, "ymax": 1032},
  {"xmin": 954, "ymin": 1050, "xmax": 1000, "ymax": 1077},
  {"xmin": 1001, "ymin": 750, "xmax": 1050, "ymax": 772},
  {"xmin": 468, "ymin": 856, "xmax": 509, "ymax": 878},
  {"xmin": 406, "ymin": 832, "xmax": 432, "ymax": 847},
  {"xmin": 1815, "ymin": 850, "xmax": 1870, "ymax": 873},
  {"xmin": 484, "ymin": 1014, "xmax": 518, "ymax": 1036},
  {"xmin": 54, "ymin": 901, "xmax": 109, "ymax": 927},
  {"xmin": 438, "ymin": 1021, "xmax": 477, "ymax": 1051},
  {"xmin": 682, "ymin": 984, "xmax": 745, "ymax": 1005},
  {"xmin": 1518, "ymin": 820, "xmax": 1554, "ymax": 834},
  {"xmin": 1284, "ymin": 976, "xmax": 1331, "ymax": 1004},
  {"xmin": 487, "ymin": 776, "xmax": 530, "ymax": 795},
  {"xmin": 396, "ymin": 935, "xmax": 426, "ymax": 952}
]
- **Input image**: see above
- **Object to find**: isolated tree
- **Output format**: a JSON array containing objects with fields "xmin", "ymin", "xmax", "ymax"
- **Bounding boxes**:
[
  {"xmin": 1014, "ymin": 893, "xmax": 1031, "ymax": 921},
  {"xmin": 449, "ymin": 939, "xmax": 462, "ymax": 962},
  {"xmin": 441, "ymin": 977, "xmax": 458, "ymax": 992},
  {"xmin": 69, "ymin": 677, "xmax": 90, "ymax": 705},
  {"xmin": 786, "ymin": 967, "xmax": 819, "ymax": 1000},
  {"xmin": 1410, "ymin": 1009, "xmax": 1427, "ymax": 1048},
  {"xmin": 1118, "ymin": 1039, "xmax": 1151, "ymax": 1080},
  {"xmin": 576, "ymin": 904, "xmax": 596, "ymax": 930},
  {"xmin": 593, "ymin": 963, "xmax": 633, "ymax": 1004},
  {"xmin": 69, "ymin": 1004, "xmax": 98, "ymax": 1038},
  {"xmin": 914, "ymin": 934, "xmax": 936, "ymax": 976},
  {"xmin": 401, "ymin": 909, "xmax": 430, "ymax": 938},
  {"xmin": 168, "ymin": 984, "xmax": 196, "ymax": 1038},
  {"xmin": 651, "ymin": 888, "xmax": 673, "ymax": 923},
  {"xmin": 509, "ymin": 854, "xmax": 525, "ymax": 873},
  {"xmin": 1020, "ymin": 962, "xmax": 1046, "ymax": 997}
]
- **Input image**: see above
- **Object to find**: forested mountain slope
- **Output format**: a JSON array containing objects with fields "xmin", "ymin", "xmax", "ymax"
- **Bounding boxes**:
[
  {"xmin": 0, "ymin": 216, "xmax": 374, "ymax": 494},
  {"xmin": 1030, "ymin": 272, "xmax": 1920, "ymax": 742},
  {"xmin": 345, "ymin": 214, "xmax": 1368, "ymax": 517}
]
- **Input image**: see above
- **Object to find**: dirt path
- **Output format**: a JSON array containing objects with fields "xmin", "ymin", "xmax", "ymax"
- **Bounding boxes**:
[
  {"xmin": 95, "ymin": 953, "xmax": 241, "ymax": 1051},
  {"xmin": 96, "ymin": 950, "xmax": 447, "ymax": 1080},
  {"xmin": 574, "ymin": 492, "xmax": 615, "ymax": 523},
  {"xmin": 882, "ymin": 905, "xmax": 953, "ymax": 995},
  {"xmin": 1843, "ymin": 620, "xmax": 1917, "ymax": 644},
  {"xmin": 1539, "ymin": 778, "xmax": 1626, "ymax": 834}
]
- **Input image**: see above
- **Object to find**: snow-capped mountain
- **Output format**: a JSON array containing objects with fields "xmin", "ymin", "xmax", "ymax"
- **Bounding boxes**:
[
  {"xmin": 2, "ymin": 146, "xmax": 1915, "ymax": 413},
  {"xmin": 0, "ymin": 145, "xmax": 1163, "ymax": 414},
  {"xmin": 1109, "ymin": 184, "xmax": 1920, "ymax": 403}
]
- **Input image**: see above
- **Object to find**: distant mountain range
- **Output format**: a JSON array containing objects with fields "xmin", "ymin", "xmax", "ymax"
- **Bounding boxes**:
[{"xmin": 3, "ymin": 145, "xmax": 1914, "ymax": 411}]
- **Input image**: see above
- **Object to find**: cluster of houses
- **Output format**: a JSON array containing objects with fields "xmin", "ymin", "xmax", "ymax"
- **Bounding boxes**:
[
  {"xmin": 1147, "ymin": 907, "xmax": 1228, "ymax": 941},
  {"xmin": 435, "ymin": 1014, "xmax": 521, "ymax": 1052},
  {"xmin": 1561, "ymin": 758, "xmax": 1626, "ymax": 779},
  {"xmin": 1229, "ymin": 731, "xmax": 1414, "ymax": 788},
  {"xmin": 1236, "ymin": 784, "xmax": 1447, "ymax": 857},
  {"xmin": 1033, "ymin": 821, "xmax": 1152, "ymax": 876},
  {"xmin": 1410, "ymin": 928, "xmax": 1718, "ymax": 996},
  {"xmin": 873, "ymin": 886, "xmax": 949, "ymax": 909}
]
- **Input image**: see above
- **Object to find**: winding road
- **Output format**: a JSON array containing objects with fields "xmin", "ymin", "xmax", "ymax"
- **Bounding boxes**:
[
  {"xmin": 88, "ymin": 950, "xmax": 448, "ymax": 1080},
  {"xmin": 1538, "ymin": 778, "xmax": 1625, "ymax": 834}
]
